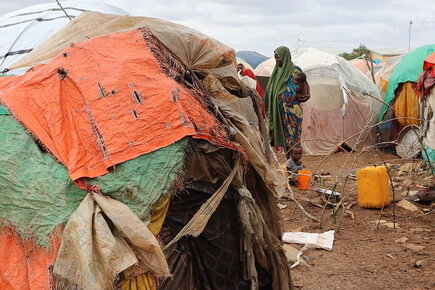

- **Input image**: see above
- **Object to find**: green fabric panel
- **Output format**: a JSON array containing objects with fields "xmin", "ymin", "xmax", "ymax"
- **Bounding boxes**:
[
  {"xmin": 0, "ymin": 108, "xmax": 187, "ymax": 246},
  {"xmin": 88, "ymin": 139, "xmax": 187, "ymax": 221},
  {"xmin": 379, "ymin": 44, "xmax": 435, "ymax": 122},
  {"xmin": 0, "ymin": 113, "xmax": 85, "ymax": 246},
  {"xmin": 0, "ymin": 106, "xmax": 9, "ymax": 115}
]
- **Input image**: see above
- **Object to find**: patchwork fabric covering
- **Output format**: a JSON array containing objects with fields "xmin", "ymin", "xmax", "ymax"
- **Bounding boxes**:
[
  {"xmin": 0, "ymin": 29, "xmax": 231, "ymax": 180},
  {"xmin": 11, "ymin": 11, "xmax": 239, "ymax": 91},
  {"xmin": 0, "ymin": 11, "xmax": 292, "ymax": 290},
  {"xmin": 0, "ymin": 105, "xmax": 187, "ymax": 246}
]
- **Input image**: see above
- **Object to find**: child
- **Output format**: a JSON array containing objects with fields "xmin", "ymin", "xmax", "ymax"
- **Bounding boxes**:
[
  {"xmin": 286, "ymin": 72, "xmax": 307, "ymax": 105},
  {"xmin": 285, "ymin": 145, "xmax": 305, "ymax": 186}
]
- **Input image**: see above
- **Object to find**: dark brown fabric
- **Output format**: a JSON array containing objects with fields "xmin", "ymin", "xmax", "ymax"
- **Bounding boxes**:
[
  {"xmin": 245, "ymin": 166, "xmax": 294, "ymax": 290},
  {"xmin": 160, "ymin": 187, "xmax": 269, "ymax": 290},
  {"xmin": 159, "ymin": 140, "xmax": 291, "ymax": 290}
]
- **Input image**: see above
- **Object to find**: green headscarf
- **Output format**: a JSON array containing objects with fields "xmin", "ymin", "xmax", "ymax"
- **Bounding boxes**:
[{"xmin": 264, "ymin": 46, "xmax": 295, "ymax": 146}]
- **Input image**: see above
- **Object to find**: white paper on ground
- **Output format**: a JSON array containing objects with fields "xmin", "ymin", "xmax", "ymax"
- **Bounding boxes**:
[{"xmin": 282, "ymin": 230, "xmax": 335, "ymax": 251}]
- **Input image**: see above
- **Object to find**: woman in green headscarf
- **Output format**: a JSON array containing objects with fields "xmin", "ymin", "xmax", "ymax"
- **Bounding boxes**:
[{"xmin": 265, "ymin": 46, "xmax": 310, "ymax": 154}]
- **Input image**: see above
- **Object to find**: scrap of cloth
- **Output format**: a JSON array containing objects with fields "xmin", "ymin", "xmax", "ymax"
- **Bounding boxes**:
[
  {"xmin": 53, "ymin": 193, "xmax": 170, "ymax": 290},
  {"xmin": 0, "ymin": 29, "xmax": 231, "ymax": 180}
]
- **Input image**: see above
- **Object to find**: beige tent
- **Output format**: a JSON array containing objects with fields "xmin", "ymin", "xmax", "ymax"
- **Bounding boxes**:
[
  {"xmin": 11, "ymin": 11, "xmax": 239, "ymax": 91},
  {"xmin": 254, "ymin": 48, "xmax": 382, "ymax": 154}
]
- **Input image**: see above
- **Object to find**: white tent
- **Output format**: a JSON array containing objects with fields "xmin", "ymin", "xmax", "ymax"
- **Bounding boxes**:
[
  {"xmin": 0, "ymin": 1, "xmax": 127, "ymax": 74},
  {"xmin": 255, "ymin": 48, "xmax": 382, "ymax": 154}
]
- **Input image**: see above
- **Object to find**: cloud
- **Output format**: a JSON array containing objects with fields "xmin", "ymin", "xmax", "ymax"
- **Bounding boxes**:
[{"xmin": 1, "ymin": 0, "xmax": 435, "ymax": 56}]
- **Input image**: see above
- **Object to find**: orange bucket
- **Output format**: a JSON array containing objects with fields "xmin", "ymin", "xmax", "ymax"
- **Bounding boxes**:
[{"xmin": 298, "ymin": 170, "xmax": 312, "ymax": 190}]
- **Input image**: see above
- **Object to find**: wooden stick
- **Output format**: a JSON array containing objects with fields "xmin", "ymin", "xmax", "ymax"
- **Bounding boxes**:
[
  {"xmin": 383, "ymin": 162, "xmax": 396, "ymax": 229},
  {"xmin": 56, "ymin": 0, "xmax": 72, "ymax": 20}
]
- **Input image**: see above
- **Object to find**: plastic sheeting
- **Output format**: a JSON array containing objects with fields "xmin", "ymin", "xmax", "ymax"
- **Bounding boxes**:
[
  {"xmin": 376, "ymin": 55, "xmax": 403, "ymax": 96},
  {"xmin": 0, "ymin": 1, "xmax": 127, "ymax": 73},
  {"xmin": 11, "ymin": 11, "xmax": 239, "ymax": 91},
  {"xmin": 293, "ymin": 48, "xmax": 381, "ymax": 154},
  {"xmin": 203, "ymin": 75, "xmax": 288, "ymax": 198},
  {"xmin": 0, "ymin": 29, "xmax": 228, "ymax": 180},
  {"xmin": 0, "ymin": 228, "xmax": 61, "ymax": 290}
]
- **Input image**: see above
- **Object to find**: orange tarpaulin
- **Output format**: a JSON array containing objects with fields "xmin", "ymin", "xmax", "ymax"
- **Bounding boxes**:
[
  {"xmin": 0, "ymin": 228, "xmax": 61, "ymax": 290},
  {"xmin": 0, "ymin": 197, "xmax": 170, "ymax": 290},
  {"xmin": 0, "ymin": 29, "xmax": 232, "ymax": 180}
]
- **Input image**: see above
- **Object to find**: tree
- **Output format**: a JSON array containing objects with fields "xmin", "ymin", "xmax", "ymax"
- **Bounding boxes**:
[
  {"xmin": 340, "ymin": 44, "xmax": 375, "ymax": 82},
  {"xmin": 339, "ymin": 44, "xmax": 371, "ymax": 61}
]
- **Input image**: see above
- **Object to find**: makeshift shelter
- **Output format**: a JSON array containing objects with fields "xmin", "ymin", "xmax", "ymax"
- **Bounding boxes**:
[
  {"xmin": 0, "ymin": 15, "xmax": 291, "ymax": 290},
  {"xmin": 10, "ymin": 11, "xmax": 239, "ymax": 91},
  {"xmin": 378, "ymin": 44, "xmax": 435, "ymax": 143},
  {"xmin": 0, "ymin": 1, "xmax": 127, "ymax": 74},
  {"xmin": 255, "ymin": 48, "xmax": 382, "ymax": 155}
]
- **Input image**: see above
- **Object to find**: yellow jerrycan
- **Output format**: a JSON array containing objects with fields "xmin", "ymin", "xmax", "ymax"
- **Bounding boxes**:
[{"xmin": 356, "ymin": 165, "xmax": 392, "ymax": 208}]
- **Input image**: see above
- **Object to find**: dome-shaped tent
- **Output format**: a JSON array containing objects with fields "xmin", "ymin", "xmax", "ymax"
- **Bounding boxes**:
[
  {"xmin": 0, "ymin": 14, "xmax": 290, "ymax": 289},
  {"xmin": 236, "ymin": 50, "xmax": 268, "ymax": 69},
  {"xmin": 378, "ymin": 44, "xmax": 435, "ymax": 142},
  {"xmin": 255, "ymin": 47, "xmax": 382, "ymax": 154},
  {"xmin": 0, "ymin": 1, "xmax": 127, "ymax": 74}
]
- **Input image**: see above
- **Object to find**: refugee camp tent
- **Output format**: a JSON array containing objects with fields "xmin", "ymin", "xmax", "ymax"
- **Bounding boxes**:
[
  {"xmin": 0, "ymin": 1, "xmax": 127, "ymax": 74},
  {"xmin": 376, "ymin": 55, "xmax": 403, "ymax": 98},
  {"xmin": 236, "ymin": 50, "xmax": 268, "ymax": 69},
  {"xmin": 0, "ymin": 15, "xmax": 291, "ymax": 290},
  {"xmin": 349, "ymin": 57, "xmax": 383, "ymax": 82},
  {"xmin": 255, "ymin": 47, "xmax": 382, "ymax": 155},
  {"xmin": 237, "ymin": 57, "xmax": 254, "ymax": 70},
  {"xmin": 10, "ymin": 11, "xmax": 239, "ymax": 91},
  {"xmin": 378, "ymin": 44, "xmax": 435, "ymax": 143},
  {"xmin": 255, "ymin": 56, "xmax": 275, "ymax": 78}
]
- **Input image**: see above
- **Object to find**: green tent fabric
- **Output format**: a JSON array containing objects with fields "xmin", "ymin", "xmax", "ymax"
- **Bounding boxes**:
[
  {"xmin": 379, "ymin": 44, "xmax": 435, "ymax": 122},
  {"xmin": 0, "ymin": 107, "xmax": 187, "ymax": 246},
  {"xmin": 422, "ymin": 146, "xmax": 435, "ymax": 174},
  {"xmin": 0, "ymin": 106, "xmax": 9, "ymax": 115}
]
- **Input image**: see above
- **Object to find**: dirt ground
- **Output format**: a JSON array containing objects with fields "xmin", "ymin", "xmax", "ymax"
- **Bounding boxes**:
[{"xmin": 278, "ymin": 149, "xmax": 435, "ymax": 290}]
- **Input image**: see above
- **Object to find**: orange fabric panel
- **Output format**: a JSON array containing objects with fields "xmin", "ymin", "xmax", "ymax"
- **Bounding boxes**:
[
  {"xmin": 424, "ymin": 52, "xmax": 435, "ymax": 71},
  {"xmin": 0, "ymin": 228, "xmax": 60, "ymax": 290},
  {"xmin": 393, "ymin": 82, "xmax": 420, "ymax": 126},
  {"xmin": 0, "ymin": 30, "xmax": 231, "ymax": 180}
]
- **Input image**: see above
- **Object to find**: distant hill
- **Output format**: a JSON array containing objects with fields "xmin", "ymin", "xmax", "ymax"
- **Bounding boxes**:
[{"xmin": 236, "ymin": 51, "xmax": 268, "ymax": 69}]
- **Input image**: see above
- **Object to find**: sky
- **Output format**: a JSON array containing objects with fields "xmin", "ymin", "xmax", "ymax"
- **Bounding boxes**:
[{"xmin": 1, "ymin": 0, "xmax": 435, "ymax": 57}]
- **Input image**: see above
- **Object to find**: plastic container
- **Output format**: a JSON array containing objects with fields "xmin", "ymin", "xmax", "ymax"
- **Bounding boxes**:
[
  {"xmin": 298, "ymin": 170, "xmax": 312, "ymax": 190},
  {"xmin": 356, "ymin": 165, "xmax": 391, "ymax": 208}
]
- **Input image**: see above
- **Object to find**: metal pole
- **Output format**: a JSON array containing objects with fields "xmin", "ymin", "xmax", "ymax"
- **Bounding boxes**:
[{"xmin": 408, "ymin": 20, "xmax": 413, "ymax": 53}]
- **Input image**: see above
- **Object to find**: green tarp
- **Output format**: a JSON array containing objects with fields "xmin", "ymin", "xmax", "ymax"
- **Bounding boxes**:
[
  {"xmin": 379, "ymin": 44, "xmax": 435, "ymax": 122},
  {"xmin": 0, "ymin": 107, "xmax": 187, "ymax": 246}
]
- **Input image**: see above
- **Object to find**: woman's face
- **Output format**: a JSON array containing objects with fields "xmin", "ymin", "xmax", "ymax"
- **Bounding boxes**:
[{"xmin": 274, "ymin": 53, "xmax": 283, "ymax": 67}]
